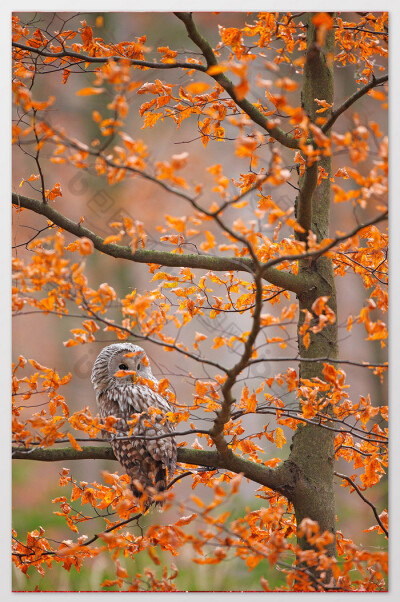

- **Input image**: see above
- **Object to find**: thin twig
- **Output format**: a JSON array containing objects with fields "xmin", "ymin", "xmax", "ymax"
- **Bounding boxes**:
[
  {"xmin": 322, "ymin": 74, "xmax": 388, "ymax": 134},
  {"xmin": 334, "ymin": 472, "xmax": 388, "ymax": 537}
]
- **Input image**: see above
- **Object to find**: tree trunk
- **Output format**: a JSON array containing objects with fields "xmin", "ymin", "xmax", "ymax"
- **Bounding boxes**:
[{"xmin": 290, "ymin": 14, "xmax": 338, "ymax": 562}]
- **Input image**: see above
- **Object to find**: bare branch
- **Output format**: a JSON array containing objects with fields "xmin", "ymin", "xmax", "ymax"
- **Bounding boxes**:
[
  {"xmin": 249, "ymin": 356, "xmax": 388, "ymax": 369},
  {"xmin": 334, "ymin": 472, "xmax": 388, "ymax": 537},
  {"xmin": 322, "ymin": 74, "xmax": 388, "ymax": 134}
]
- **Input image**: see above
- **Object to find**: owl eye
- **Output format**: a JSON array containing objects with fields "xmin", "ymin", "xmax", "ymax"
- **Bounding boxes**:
[
  {"xmin": 137, "ymin": 363, "xmax": 141, "ymax": 371},
  {"xmin": 119, "ymin": 363, "xmax": 129, "ymax": 371}
]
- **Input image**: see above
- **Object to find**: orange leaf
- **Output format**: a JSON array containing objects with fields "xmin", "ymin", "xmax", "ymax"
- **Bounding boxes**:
[
  {"xmin": 67, "ymin": 432, "xmax": 83, "ymax": 451},
  {"xmin": 103, "ymin": 234, "xmax": 123, "ymax": 245},
  {"xmin": 115, "ymin": 559, "xmax": 129, "ymax": 577},
  {"xmin": 45, "ymin": 183, "xmax": 62, "ymax": 201},
  {"xmin": 147, "ymin": 547, "xmax": 161, "ymax": 566},
  {"xmin": 303, "ymin": 332, "xmax": 311, "ymax": 350},
  {"xmin": 195, "ymin": 332, "xmax": 207, "ymax": 343},
  {"xmin": 312, "ymin": 12, "xmax": 334, "ymax": 30},
  {"xmin": 185, "ymin": 82, "xmax": 210, "ymax": 95},
  {"xmin": 275, "ymin": 427, "xmax": 286, "ymax": 449},
  {"xmin": 234, "ymin": 78, "xmax": 249, "ymax": 101},
  {"xmin": 230, "ymin": 473, "xmax": 243, "ymax": 494},
  {"xmin": 76, "ymin": 87, "xmax": 105, "ymax": 96},
  {"xmin": 206, "ymin": 64, "xmax": 228, "ymax": 75},
  {"xmin": 190, "ymin": 495, "xmax": 205, "ymax": 508},
  {"xmin": 62, "ymin": 69, "xmax": 71, "ymax": 84},
  {"xmin": 175, "ymin": 513, "xmax": 198, "ymax": 526}
]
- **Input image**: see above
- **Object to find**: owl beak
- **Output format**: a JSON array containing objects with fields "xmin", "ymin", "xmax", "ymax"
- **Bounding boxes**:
[{"xmin": 131, "ymin": 372, "xmax": 137, "ymax": 384}]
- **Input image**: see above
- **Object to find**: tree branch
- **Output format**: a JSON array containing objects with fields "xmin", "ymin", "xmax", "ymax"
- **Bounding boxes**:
[
  {"xmin": 322, "ymin": 74, "xmax": 388, "ymax": 134},
  {"xmin": 12, "ymin": 41, "xmax": 208, "ymax": 73},
  {"xmin": 12, "ymin": 192, "xmax": 308, "ymax": 294},
  {"xmin": 334, "ymin": 472, "xmax": 388, "ymax": 538},
  {"xmin": 210, "ymin": 268, "xmax": 263, "ymax": 458},
  {"xmin": 260, "ymin": 208, "xmax": 388, "ymax": 278},
  {"xmin": 174, "ymin": 12, "xmax": 301, "ymax": 150},
  {"xmin": 12, "ymin": 445, "xmax": 294, "ymax": 496}
]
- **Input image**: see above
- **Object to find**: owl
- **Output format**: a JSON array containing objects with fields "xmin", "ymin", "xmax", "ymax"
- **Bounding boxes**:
[{"xmin": 91, "ymin": 343, "xmax": 177, "ymax": 507}]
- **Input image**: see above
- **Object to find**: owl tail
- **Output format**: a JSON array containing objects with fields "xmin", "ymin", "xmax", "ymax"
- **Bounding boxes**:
[
  {"xmin": 124, "ymin": 465, "xmax": 153, "ymax": 509},
  {"xmin": 125, "ymin": 465, "xmax": 168, "ymax": 509},
  {"xmin": 155, "ymin": 465, "xmax": 168, "ymax": 491},
  {"xmin": 153, "ymin": 466, "xmax": 169, "ymax": 509}
]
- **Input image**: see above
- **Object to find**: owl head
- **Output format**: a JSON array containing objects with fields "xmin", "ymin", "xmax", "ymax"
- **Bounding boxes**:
[{"xmin": 91, "ymin": 343, "xmax": 156, "ymax": 393}]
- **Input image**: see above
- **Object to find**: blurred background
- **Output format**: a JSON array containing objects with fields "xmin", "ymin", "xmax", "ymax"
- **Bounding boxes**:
[{"xmin": 12, "ymin": 11, "xmax": 388, "ymax": 590}]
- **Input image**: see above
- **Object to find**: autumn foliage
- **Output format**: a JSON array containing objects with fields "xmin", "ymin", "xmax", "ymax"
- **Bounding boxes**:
[{"xmin": 12, "ymin": 11, "xmax": 388, "ymax": 592}]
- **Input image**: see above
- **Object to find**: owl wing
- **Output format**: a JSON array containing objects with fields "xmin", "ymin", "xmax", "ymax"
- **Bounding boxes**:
[{"xmin": 125, "ymin": 385, "xmax": 177, "ymax": 477}]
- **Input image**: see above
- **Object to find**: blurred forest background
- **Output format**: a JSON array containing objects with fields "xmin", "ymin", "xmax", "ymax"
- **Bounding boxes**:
[{"xmin": 12, "ymin": 11, "xmax": 388, "ymax": 590}]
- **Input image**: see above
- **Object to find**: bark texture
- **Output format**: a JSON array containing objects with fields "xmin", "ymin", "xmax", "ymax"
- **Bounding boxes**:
[{"xmin": 290, "ymin": 15, "xmax": 338, "ymax": 559}]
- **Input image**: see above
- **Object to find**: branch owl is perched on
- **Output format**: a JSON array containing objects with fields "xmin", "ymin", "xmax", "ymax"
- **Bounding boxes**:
[{"xmin": 91, "ymin": 343, "xmax": 177, "ymax": 507}]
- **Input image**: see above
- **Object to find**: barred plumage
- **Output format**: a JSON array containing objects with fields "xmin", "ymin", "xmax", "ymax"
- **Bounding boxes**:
[{"xmin": 91, "ymin": 343, "xmax": 177, "ymax": 507}]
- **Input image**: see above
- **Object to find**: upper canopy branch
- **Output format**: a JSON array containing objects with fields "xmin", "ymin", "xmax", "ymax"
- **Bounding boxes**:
[
  {"xmin": 13, "ymin": 26, "xmax": 388, "ymax": 151},
  {"xmin": 174, "ymin": 12, "xmax": 301, "ymax": 150},
  {"xmin": 14, "ymin": 25, "xmax": 299, "ymax": 150},
  {"xmin": 12, "ymin": 40, "xmax": 208, "ymax": 73}
]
